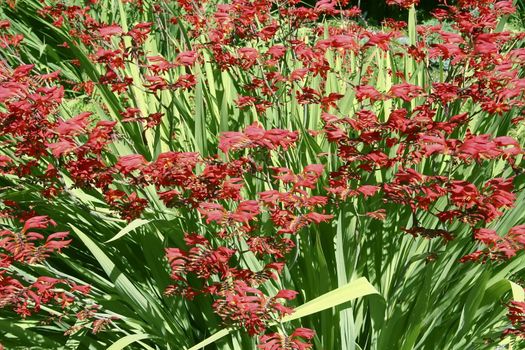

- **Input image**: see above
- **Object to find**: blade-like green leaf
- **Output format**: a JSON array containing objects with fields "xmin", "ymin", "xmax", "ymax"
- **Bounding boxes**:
[
  {"xmin": 106, "ymin": 219, "xmax": 151, "ymax": 243},
  {"xmin": 107, "ymin": 333, "xmax": 152, "ymax": 350},
  {"xmin": 281, "ymin": 277, "xmax": 379, "ymax": 322}
]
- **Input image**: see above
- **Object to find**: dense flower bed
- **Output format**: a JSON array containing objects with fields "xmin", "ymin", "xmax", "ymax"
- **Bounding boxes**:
[{"xmin": 0, "ymin": 0, "xmax": 524, "ymax": 349}]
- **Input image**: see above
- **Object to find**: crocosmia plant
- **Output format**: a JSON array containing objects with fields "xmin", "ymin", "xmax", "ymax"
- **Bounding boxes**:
[{"xmin": 0, "ymin": 0, "xmax": 524, "ymax": 349}]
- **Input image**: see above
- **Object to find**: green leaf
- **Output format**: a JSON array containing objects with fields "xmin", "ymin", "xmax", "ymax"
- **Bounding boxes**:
[
  {"xmin": 194, "ymin": 65, "xmax": 208, "ymax": 156},
  {"xmin": 454, "ymin": 269, "xmax": 490, "ymax": 343},
  {"xmin": 186, "ymin": 329, "xmax": 233, "ymax": 350},
  {"xmin": 107, "ymin": 333, "xmax": 152, "ymax": 350},
  {"xmin": 70, "ymin": 225, "xmax": 178, "ymax": 339},
  {"xmin": 400, "ymin": 264, "xmax": 433, "ymax": 350},
  {"xmin": 0, "ymin": 320, "xmax": 61, "ymax": 348},
  {"xmin": 281, "ymin": 277, "xmax": 378, "ymax": 322},
  {"xmin": 510, "ymin": 281, "xmax": 525, "ymax": 302},
  {"xmin": 106, "ymin": 219, "xmax": 151, "ymax": 243}
]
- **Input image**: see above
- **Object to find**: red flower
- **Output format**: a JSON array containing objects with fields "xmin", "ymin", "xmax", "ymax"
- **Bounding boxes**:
[
  {"xmin": 357, "ymin": 185, "xmax": 380, "ymax": 197},
  {"xmin": 461, "ymin": 225, "xmax": 525, "ymax": 263},
  {"xmin": 237, "ymin": 47, "xmax": 259, "ymax": 69},
  {"xmin": 46, "ymin": 140, "xmax": 76, "ymax": 157},
  {"xmin": 274, "ymin": 289, "xmax": 298, "ymax": 300},
  {"xmin": 173, "ymin": 74, "xmax": 197, "ymax": 89},
  {"xmin": 366, "ymin": 209, "xmax": 387, "ymax": 221},
  {"xmin": 355, "ymin": 85, "xmax": 383, "ymax": 102},
  {"xmin": 219, "ymin": 122, "xmax": 298, "ymax": 153},
  {"xmin": 104, "ymin": 190, "xmax": 148, "ymax": 221},
  {"xmin": 97, "ymin": 24, "xmax": 122, "ymax": 37},
  {"xmin": 115, "ymin": 154, "xmax": 147, "ymax": 174},
  {"xmin": 389, "ymin": 83, "xmax": 424, "ymax": 102},
  {"xmin": 175, "ymin": 51, "xmax": 198, "ymax": 66},
  {"xmin": 0, "ymin": 216, "xmax": 70, "ymax": 265},
  {"xmin": 127, "ymin": 22, "xmax": 152, "ymax": 45},
  {"xmin": 55, "ymin": 112, "xmax": 92, "ymax": 136},
  {"xmin": 213, "ymin": 281, "xmax": 297, "ymax": 336},
  {"xmin": 235, "ymin": 96, "xmax": 257, "ymax": 108},
  {"xmin": 258, "ymin": 327, "xmax": 315, "ymax": 349},
  {"xmin": 386, "ymin": 0, "xmax": 419, "ymax": 9}
]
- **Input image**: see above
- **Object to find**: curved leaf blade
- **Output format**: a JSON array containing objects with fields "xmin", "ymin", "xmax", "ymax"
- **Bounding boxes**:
[
  {"xmin": 107, "ymin": 333, "xmax": 152, "ymax": 350},
  {"xmin": 106, "ymin": 219, "xmax": 151, "ymax": 243}
]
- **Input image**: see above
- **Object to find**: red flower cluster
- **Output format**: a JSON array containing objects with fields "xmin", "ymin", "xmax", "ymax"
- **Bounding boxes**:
[
  {"xmin": 258, "ymin": 327, "xmax": 315, "ymax": 349},
  {"xmin": 0, "ymin": 216, "xmax": 70, "ymax": 263},
  {"xmin": 504, "ymin": 300, "xmax": 525, "ymax": 338},
  {"xmin": 165, "ymin": 233, "xmax": 300, "ymax": 335},
  {"xmin": 214, "ymin": 282, "xmax": 297, "ymax": 335},
  {"xmin": 386, "ymin": 0, "xmax": 420, "ymax": 9},
  {"xmin": 460, "ymin": 225, "xmax": 525, "ymax": 262},
  {"xmin": 219, "ymin": 122, "xmax": 299, "ymax": 154},
  {"xmin": 0, "ymin": 216, "xmax": 89, "ymax": 317}
]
